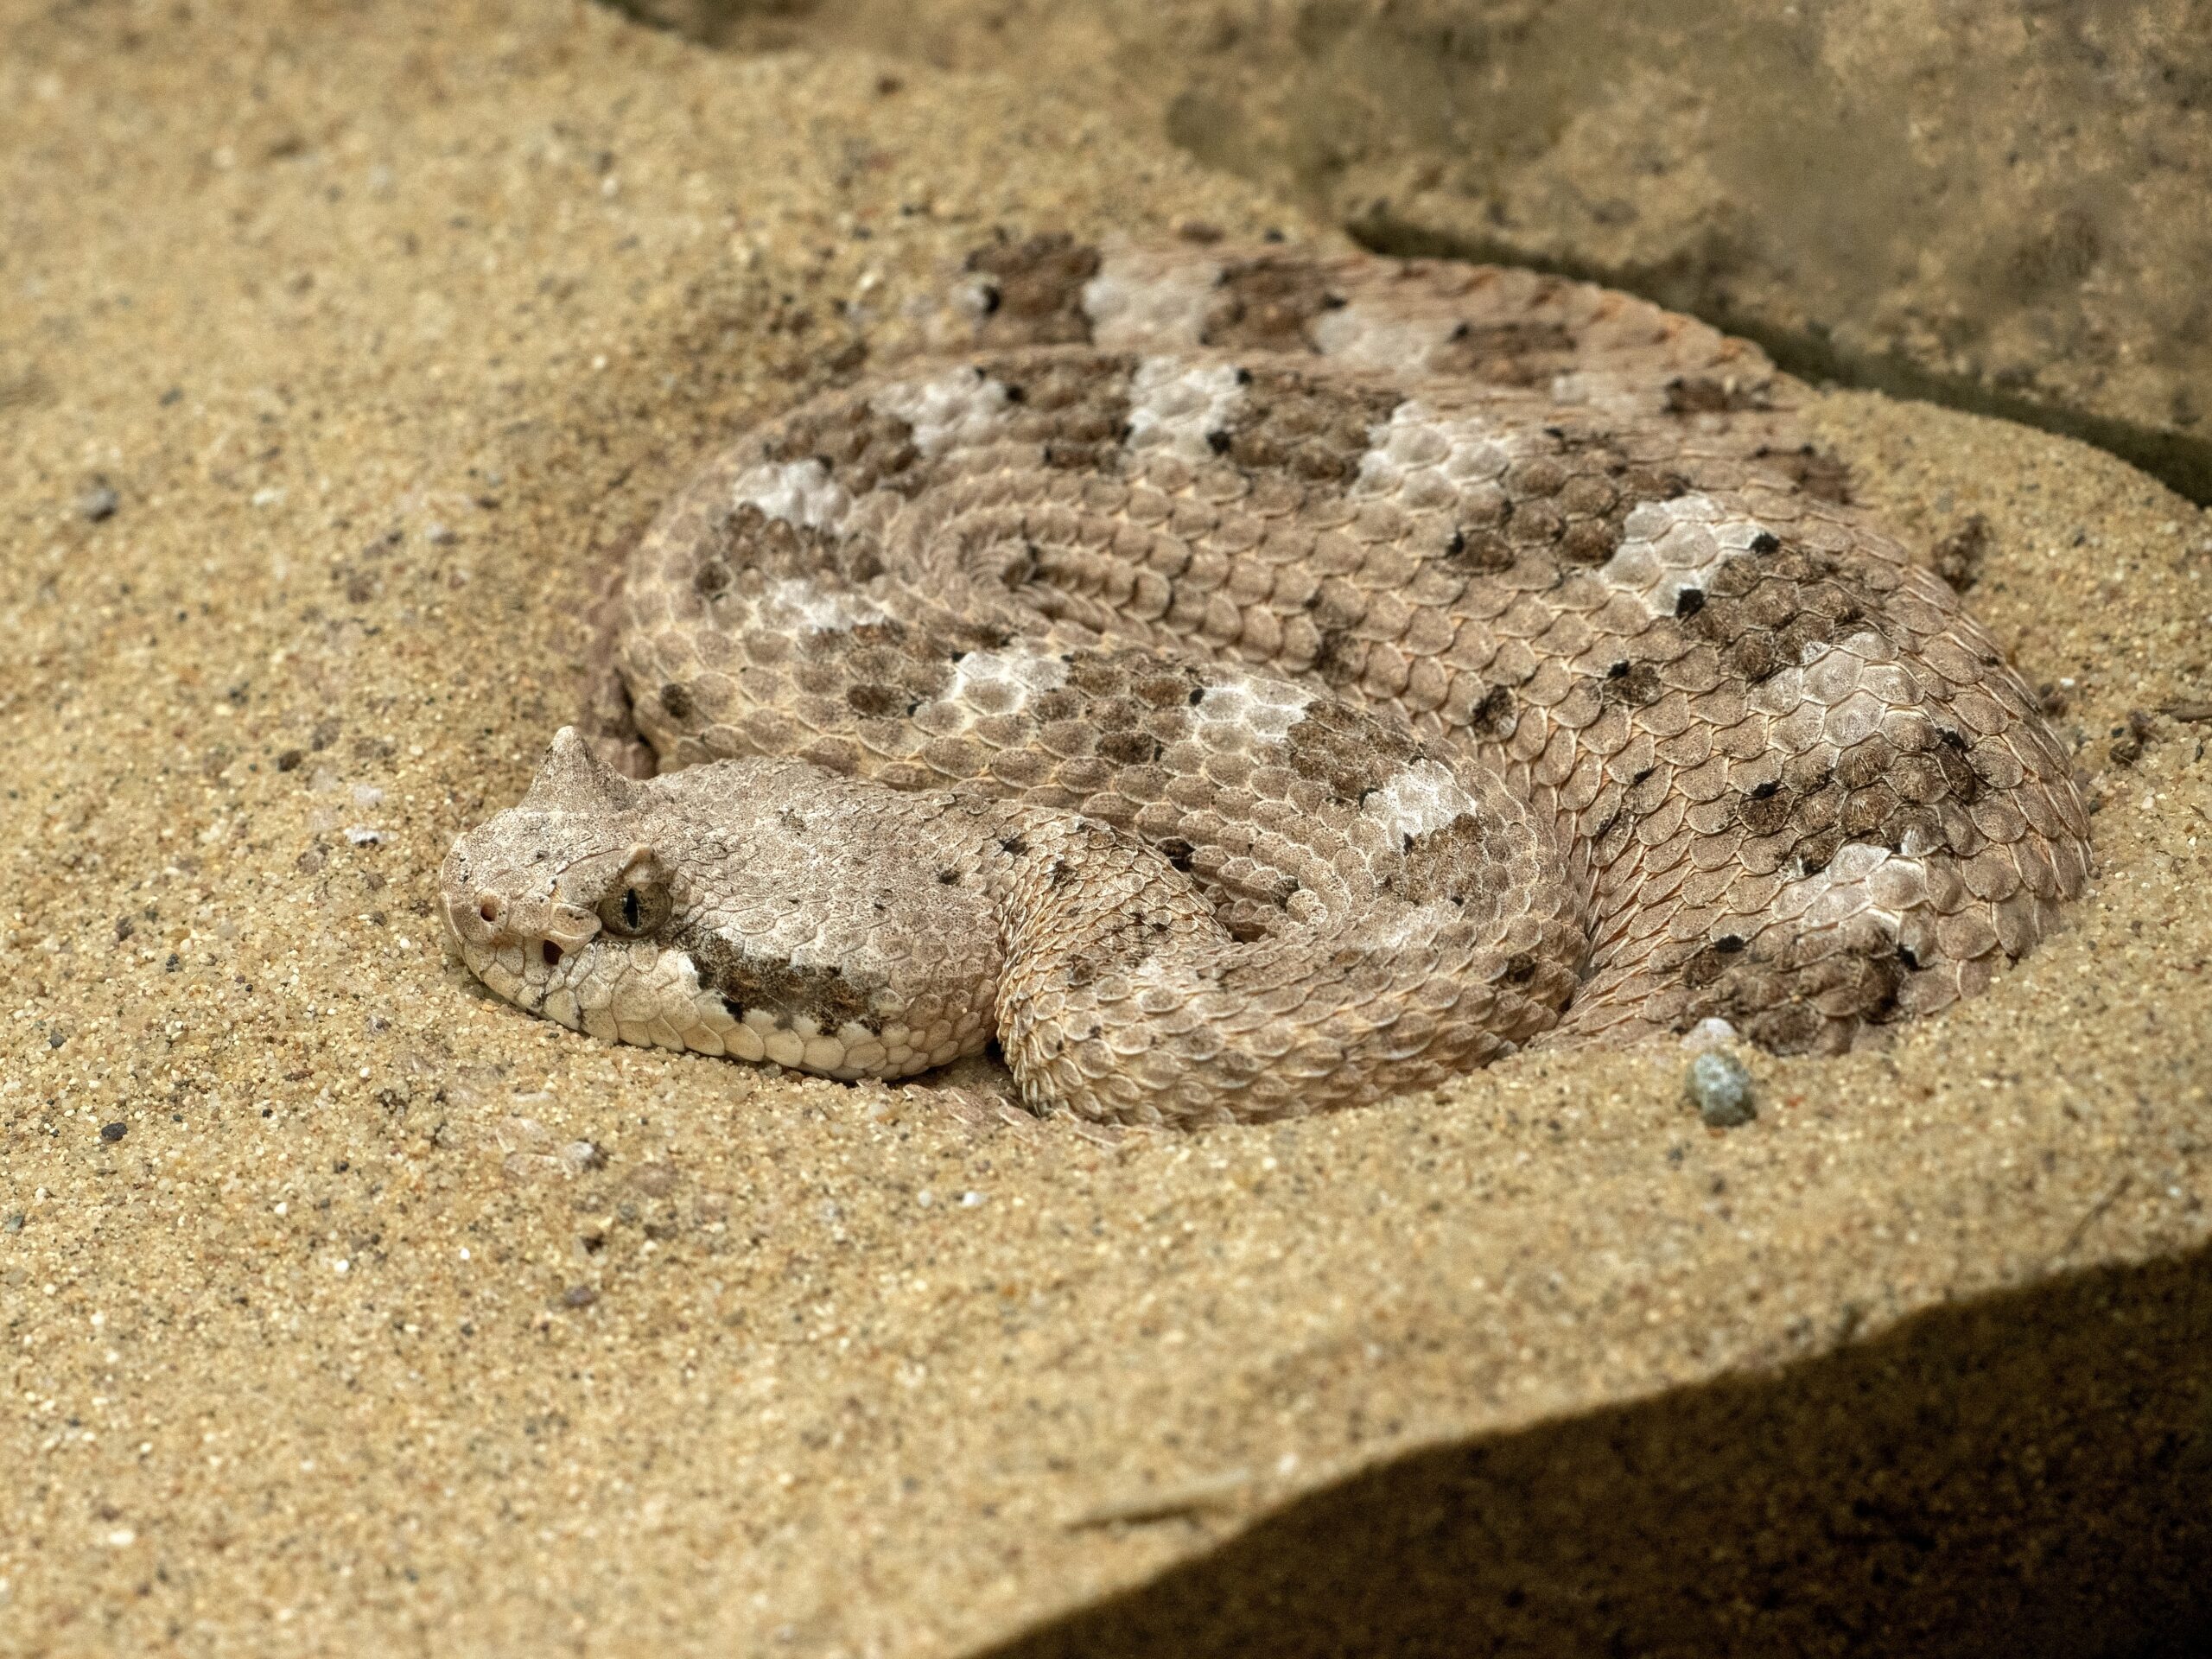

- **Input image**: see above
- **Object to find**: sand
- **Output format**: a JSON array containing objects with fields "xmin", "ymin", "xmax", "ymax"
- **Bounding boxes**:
[{"xmin": 1, "ymin": 3, "xmax": 2207, "ymax": 1656}]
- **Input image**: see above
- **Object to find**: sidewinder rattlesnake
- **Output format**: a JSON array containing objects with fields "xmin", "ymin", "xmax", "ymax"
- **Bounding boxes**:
[{"xmin": 440, "ymin": 236, "xmax": 2091, "ymax": 1128}]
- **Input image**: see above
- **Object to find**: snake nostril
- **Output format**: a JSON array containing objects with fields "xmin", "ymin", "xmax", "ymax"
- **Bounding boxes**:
[
  {"xmin": 477, "ymin": 894, "xmax": 503, "ymax": 925},
  {"xmin": 542, "ymin": 940, "xmax": 564, "ymax": 968}
]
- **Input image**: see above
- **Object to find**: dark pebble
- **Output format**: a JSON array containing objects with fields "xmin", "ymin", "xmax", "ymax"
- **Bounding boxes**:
[{"xmin": 99, "ymin": 1122, "xmax": 128, "ymax": 1143}]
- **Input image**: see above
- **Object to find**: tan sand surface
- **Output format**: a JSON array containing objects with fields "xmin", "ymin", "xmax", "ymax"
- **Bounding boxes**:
[{"xmin": 2, "ymin": 3, "xmax": 2207, "ymax": 1656}]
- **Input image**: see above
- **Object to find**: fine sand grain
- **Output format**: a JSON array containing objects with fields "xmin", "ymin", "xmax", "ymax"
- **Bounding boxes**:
[{"xmin": 2, "ymin": 4, "xmax": 2207, "ymax": 1656}]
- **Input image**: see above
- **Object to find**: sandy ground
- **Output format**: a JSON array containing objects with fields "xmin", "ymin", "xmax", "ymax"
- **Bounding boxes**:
[{"xmin": 1, "ymin": 3, "xmax": 2207, "ymax": 1656}]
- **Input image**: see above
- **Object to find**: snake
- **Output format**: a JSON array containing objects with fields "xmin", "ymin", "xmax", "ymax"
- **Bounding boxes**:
[{"xmin": 439, "ymin": 236, "xmax": 2092, "ymax": 1128}]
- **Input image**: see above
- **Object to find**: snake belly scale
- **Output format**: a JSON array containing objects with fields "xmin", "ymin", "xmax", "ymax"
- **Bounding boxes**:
[{"xmin": 441, "ymin": 237, "xmax": 2091, "ymax": 1128}]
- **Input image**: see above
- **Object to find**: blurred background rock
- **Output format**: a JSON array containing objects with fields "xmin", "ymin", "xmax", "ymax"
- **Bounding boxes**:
[{"xmin": 607, "ymin": 0, "xmax": 2212, "ymax": 502}]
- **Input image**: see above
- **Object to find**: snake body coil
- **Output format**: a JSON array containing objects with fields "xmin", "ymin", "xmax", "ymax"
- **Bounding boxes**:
[{"xmin": 442, "ymin": 239, "xmax": 2090, "ymax": 1127}]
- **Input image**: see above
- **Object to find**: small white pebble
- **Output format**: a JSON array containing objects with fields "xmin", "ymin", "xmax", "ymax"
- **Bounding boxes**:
[
  {"xmin": 1679, "ymin": 1017, "xmax": 1740, "ymax": 1053},
  {"xmin": 958, "ymin": 1191, "xmax": 983, "ymax": 1207},
  {"xmin": 332, "ymin": 1258, "xmax": 350, "ymax": 1274}
]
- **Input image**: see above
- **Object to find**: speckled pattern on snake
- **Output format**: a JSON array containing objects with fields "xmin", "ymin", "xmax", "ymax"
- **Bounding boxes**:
[{"xmin": 440, "ymin": 236, "xmax": 2092, "ymax": 1128}]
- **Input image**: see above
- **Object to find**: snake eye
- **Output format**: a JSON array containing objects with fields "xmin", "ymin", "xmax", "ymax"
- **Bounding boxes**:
[{"xmin": 597, "ymin": 855, "xmax": 670, "ymax": 938}]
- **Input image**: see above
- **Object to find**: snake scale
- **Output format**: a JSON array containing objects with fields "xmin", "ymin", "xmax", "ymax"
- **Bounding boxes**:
[{"xmin": 440, "ymin": 236, "xmax": 2091, "ymax": 1128}]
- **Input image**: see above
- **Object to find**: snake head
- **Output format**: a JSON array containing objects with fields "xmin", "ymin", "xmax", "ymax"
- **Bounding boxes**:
[
  {"xmin": 442, "ymin": 735, "xmax": 1003, "ymax": 1077},
  {"xmin": 440, "ymin": 728, "xmax": 664, "ymax": 1023}
]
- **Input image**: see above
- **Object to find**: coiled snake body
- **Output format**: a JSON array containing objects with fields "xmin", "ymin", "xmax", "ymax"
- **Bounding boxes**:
[{"xmin": 442, "ymin": 238, "xmax": 2090, "ymax": 1127}]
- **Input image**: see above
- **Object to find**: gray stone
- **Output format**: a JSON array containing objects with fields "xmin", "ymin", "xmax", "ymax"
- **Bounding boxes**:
[{"xmin": 1687, "ymin": 1051, "xmax": 1755, "ymax": 1128}]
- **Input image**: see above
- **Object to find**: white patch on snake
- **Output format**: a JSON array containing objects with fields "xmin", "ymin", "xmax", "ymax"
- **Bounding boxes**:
[
  {"xmin": 946, "ymin": 274, "xmax": 998, "ymax": 323},
  {"xmin": 1351, "ymin": 400, "xmax": 1519, "ymax": 512},
  {"xmin": 1124, "ymin": 358, "xmax": 1247, "ymax": 466},
  {"xmin": 1546, "ymin": 369, "xmax": 1679, "ymax": 425},
  {"xmin": 729, "ymin": 457, "xmax": 852, "ymax": 531},
  {"xmin": 1544, "ymin": 370, "xmax": 1605, "ymax": 408},
  {"xmin": 1370, "ymin": 899, "xmax": 1466, "ymax": 954},
  {"xmin": 1083, "ymin": 250, "xmax": 1221, "ymax": 349},
  {"xmin": 1312, "ymin": 302, "xmax": 1454, "ymax": 372},
  {"xmin": 1745, "ymin": 632, "xmax": 1910, "ymax": 776},
  {"xmin": 1192, "ymin": 667, "xmax": 1313, "ymax": 751},
  {"xmin": 943, "ymin": 647, "xmax": 1070, "ymax": 717},
  {"xmin": 1599, "ymin": 493, "xmax": 1767, "ymax": 619},
  {"xmin": 873, "ymin": 365, "xmax": 1015, "ymax": 458},
  {"xmin": 761, "ymin": 576, "xmax": 889, "ymax": 634},
  {"xmin": 1769, "ymin": 842, "xmax": 1932, "ymax": 947},
  {"xmin": 1361, "ymin": 759, "xmax": 1475, "ymax": 842}
]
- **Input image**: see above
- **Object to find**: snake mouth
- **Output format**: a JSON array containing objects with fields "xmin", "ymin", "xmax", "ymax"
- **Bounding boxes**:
[{"xmin": 465, "ymin": 928, "xmax": 976, "ymax": 1077}]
